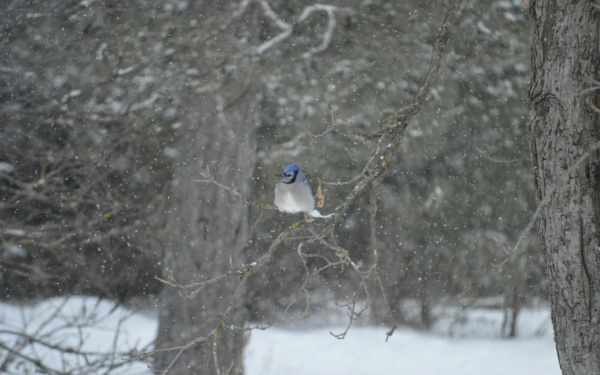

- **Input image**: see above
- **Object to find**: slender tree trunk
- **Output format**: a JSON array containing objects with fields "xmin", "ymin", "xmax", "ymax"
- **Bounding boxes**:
[
  {"xmin": 528, "ymin": 1, "xmax": 600, "ymax": 373},
  {"xmin": 154, "ymin": 90, "xmax": 257, "ymax": 374}
]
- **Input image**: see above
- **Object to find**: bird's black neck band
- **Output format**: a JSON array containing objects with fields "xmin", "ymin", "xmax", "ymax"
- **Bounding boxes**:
[{"xmin": 284, "ymin": 172, "xmax": 298, "ymax": 184}]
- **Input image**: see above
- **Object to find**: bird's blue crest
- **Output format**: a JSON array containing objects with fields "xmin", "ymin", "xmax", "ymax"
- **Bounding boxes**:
[{"xmin": 283, "ymin": 163, "xmax": 300, "ymax": 175}]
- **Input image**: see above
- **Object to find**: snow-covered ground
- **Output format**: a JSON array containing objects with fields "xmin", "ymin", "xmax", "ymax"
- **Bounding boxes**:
[
  {"xmin": 0, "ymin": 296, "xmax": 560, "ymax": 374},
  {"xmin": 246, "ymin": 326, "xmax": 559, "ymax": 375}
]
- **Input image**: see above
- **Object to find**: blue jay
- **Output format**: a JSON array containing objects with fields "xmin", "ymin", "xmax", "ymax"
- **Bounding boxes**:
[{"xmin": 274, "ymin": 163, "xmax": 315, "ymax": 214}]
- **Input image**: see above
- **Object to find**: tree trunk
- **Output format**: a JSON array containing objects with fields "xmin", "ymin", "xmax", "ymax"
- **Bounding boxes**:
[
  {"xmin": 154, "ymin": 90, "xmax": 257, "ymax": 374},
  {"xmin": 528, "ymin": 1, "xmax": 600, "ymax": 374}
]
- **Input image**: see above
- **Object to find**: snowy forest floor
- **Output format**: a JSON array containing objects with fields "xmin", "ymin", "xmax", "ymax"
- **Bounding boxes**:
[{"xmin": 0, "ymin": 296, "xmax": 559, "ymax": 374}]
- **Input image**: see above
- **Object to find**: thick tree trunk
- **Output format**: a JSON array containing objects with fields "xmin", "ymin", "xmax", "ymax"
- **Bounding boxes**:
[
  {"xmin": 154, "ymin": 90, "xmax": 257, "ymax": 374},
  {"xmin": 528, "ymin": 1, "xmax": 600, "ymax": 374}
]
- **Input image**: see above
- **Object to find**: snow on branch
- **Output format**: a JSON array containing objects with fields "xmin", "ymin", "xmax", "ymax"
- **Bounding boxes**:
[
  {"xmin": 258, "ymin": 0, "xmax": 290, "ymax": 30},
  {"xmin": 301, "ymin": 7, "xmax": 337, "ymax": 59},
  {"xmin": 256, "ymin": 1, "xmax": 353, "ymax": 57}
]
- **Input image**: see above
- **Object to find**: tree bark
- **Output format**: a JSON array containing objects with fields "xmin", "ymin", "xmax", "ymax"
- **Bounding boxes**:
[
  {"xmin": 154, "ymin": 89, "xmax": 257, "ymax": 374},
  {"xmin": 528, "ymin": 1, "xmax": 600, "ymax": 374}
]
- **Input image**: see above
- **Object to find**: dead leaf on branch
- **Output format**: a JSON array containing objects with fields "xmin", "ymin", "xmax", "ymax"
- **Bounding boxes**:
[{"xmin": 316, "ymin": 179, "xmax": 325, "ymax": 208}]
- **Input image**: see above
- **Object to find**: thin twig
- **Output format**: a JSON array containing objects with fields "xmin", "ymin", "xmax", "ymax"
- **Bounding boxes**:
[
  {"xmin": 477, "ymin": 147, "xmax": 526, "ymax": 164},
  {"xmin": 495, "ymin": 140, "xmax": 600, "ymax": 268}
]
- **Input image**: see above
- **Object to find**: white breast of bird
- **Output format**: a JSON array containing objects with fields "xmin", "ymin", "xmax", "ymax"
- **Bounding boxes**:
[{"xmin": 280, "ymin": 191, "xmax": 306, "ymax": 213}]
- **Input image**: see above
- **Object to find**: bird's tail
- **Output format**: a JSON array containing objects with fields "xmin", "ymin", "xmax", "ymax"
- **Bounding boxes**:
[{"xmin": 309, "ymin": 209, "xmax": 334, "ymax": 218}]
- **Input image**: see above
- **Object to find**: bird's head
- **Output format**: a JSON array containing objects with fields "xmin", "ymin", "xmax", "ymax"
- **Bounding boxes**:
[{"xmin": 279, "ymin": 162, "xmax": 301, "ymax": 184}]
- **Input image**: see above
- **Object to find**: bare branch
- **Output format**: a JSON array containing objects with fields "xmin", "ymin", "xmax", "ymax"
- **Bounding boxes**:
[
  {"xmin": 396, "ymin": 0, "xmax": 463, "ymax": 124},
  {"xmin": 195, "ymin": 166, "xmax": 277, "ymax": 211},
  {"xmin": 330, "ymin": 299, "xmax": 367, "ymax": 340}
]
